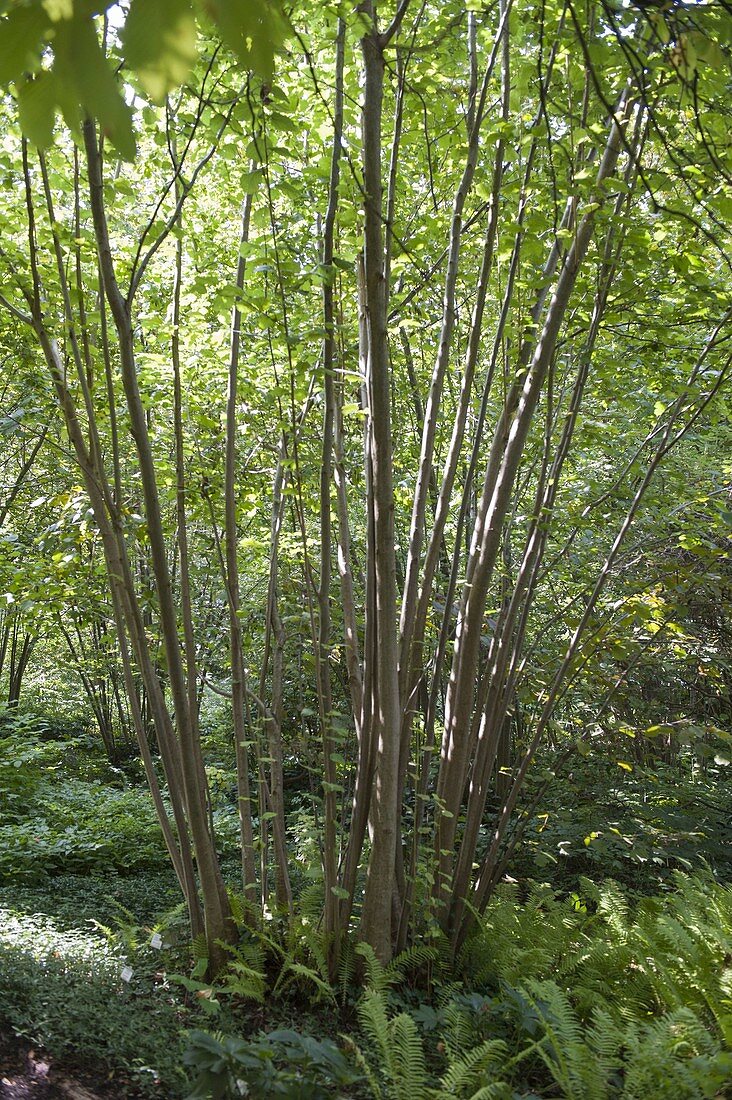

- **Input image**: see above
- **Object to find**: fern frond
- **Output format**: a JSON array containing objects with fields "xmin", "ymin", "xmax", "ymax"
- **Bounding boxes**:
[
  {"xmin": 273, "ymin": 959, "xmax": 336, "ymax": 1003},
  {"xmin": 222, "ymin": 959, "xmax": 266, "ymax": 1003},
  {"xmin": 390, "ymin": 1010, "xmax": 429, "ymax": 1099},
  {"xmin": 441, "ymin": 1001, "xmax": 478, "ymax": 1060},
  {"xmin": 357, "ymin": 990, "xmax": 430, "ymax": 1100},
  {"xmin": 439, "ymin": 1038, "xmax": 507, "ymax": 1096},
  {"xmin": 356, "ymin": 941, "xmax": 391, "ymax": 993},
  {"xmin": 464, "ymin": 1084, "xmax": 513, "ymax": 1100},
  {"xmin": 386, "ymin": 943, "xmax": 439, "ymax": 986},
  {"xmin": 346, "ymin": 1035, "xmax": 384, "ymax": 1099},
  {"xmin": 518, "ymin": 979, "xmax": 607, "ymax": 1100},
  {"xmin": 154, "ymin": 900, "xmax": 186, "ymax": 932},
  {"xmin": 622, "ymin": 1006, "xmax": 724, "ymax": 1099},
  {"xmin": 338, "ymin": 934, "xmax": 358, "ymax": 1004},
  {"xmin": 296, "ymin": 881, "xmax": 325, "ymax": 924},
  {"xmin": 191, "ymin": 931, "xmax": 208, "ymax": 960},
  {"xmin": 358, "ymin": 989, "xmax": 391, "ymax": 1054}
]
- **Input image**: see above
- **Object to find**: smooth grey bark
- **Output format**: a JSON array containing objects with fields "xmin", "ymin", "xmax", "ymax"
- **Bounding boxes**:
[
  {"xmin": 17, "ymin": 139, "xmax": 203, "ymax": 933},
  {"xmin": 434, "ymin": 86, "xmax": 636, "ymax": 913},
  {"xmin": 319, "ymin": 18, "xmax": 346, "ymax": 966},
  {"xmin": 225, "ymin": 179, "xmax": 258, "ymax": 903},
  {"xmin": 258, "ymin": 444, "xmax": 293, "ymax": 914},
  {"xmin": 358, "ymin": 5, "xmax": 403, "ymax": 963},
  {"xmin": 83, "ymin": 119, "xmax": 235, "ymax": 971},
  {"xmin": 338, "ymin": 254, "xmax": 376, "ymax": 934}
]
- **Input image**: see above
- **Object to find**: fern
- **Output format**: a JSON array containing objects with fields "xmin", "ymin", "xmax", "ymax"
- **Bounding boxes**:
[
  {"xmin": 89, "ymin": 902, "xmax": 142, "ymax": 953},
  {"xmin": 225, "ymin": 891, "xmax": 259, "ymax": 931},
  {"xmin": 153, "ymin": 900, "xmax": 187, "ymax": 935},
  {"xmin": 465, "ymin": 1086, "xmax": 513, "ymax": 1100},
  {"xmin": 295, "ymin": 919, "xmax": 331, "ymax": 986},
  {"xmin": 222, "ymin": 959, "xmax": 267, "ymax": 1003},
  {"xmin": 191, "ymin": 930, "xmax": 209, "ymax": 978},
  {"xmin": 629, "ymin": 874, "xmax": 732, "ymax": 1036},
  {"xmin": 357, "ymin": 988, "xmax": 392, "ymax": 1055},
  {"xmin": 383, "ymin": 944, "xmax": 440, "ymax": 1004},
  {"xmin": 437, "ymin": 1038, "xmax": 508, "ymax": 1097},
  {"xmin": 622, "ymin": 1007, "xmax": 726, "ymax": 1099},
  {"xmin": 346, "ymin": 1032, "xmax": 383, "ymax": 1099},
  {"xmin": 440, "ymin": 1000, "xmax": 478, "ymax": 1060},
  {"xmin": 296, "ymin": 880, "xmax": 326, "ymax": 925},
  {"xmin": 338, "ymin": 934, "xmax": 358, "ymax": 1004},
  {"xmin": 516, "ymin": 979, "xmax": 609, "ymax": 1100},
  {"xmin": 390, "ymin": 1011, "xmax": 429, "ymax": 1099},
  {"xmin": 273, "ymin": 959, "xmax": 336, "ymax": 1003},
  {"xmin": 217, "ymin": 938, "xmax": 267, "ymax": 1003},
  {"xmin": 458, "ymin": 882, "xmax": 587, "ymax": 991},
  {"xmin": 355, "ymin": 941, "xmax": 392, "ymax": 994},
  {"xmin": 356, "ymin": 989, "xmax": 430, "ymax": 1100}
]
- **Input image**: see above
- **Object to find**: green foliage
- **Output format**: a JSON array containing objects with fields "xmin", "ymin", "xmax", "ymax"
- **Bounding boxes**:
[
  {"xmin": 0, "ymin": 711, "xmax": 171, "ymax": 881},
  {"xmin": 0, "ymin": 0, "xmax": 290, "ymax": 156},
  {"xmin": 123, "ymin": 0, "xmax": 198, "ymax": 104},
  {"xmin": 0, "ymin": 907, "xmax": 188, "ymax": 1095},
  {"xmin": 0, "ymin": 774, "xmax": 168, "ymax": 880},
  {"xmin": 353, "ymin": 939, "xmax": 447, "ymax": 997},
  {"xmin": 453, "ymin": 873, "xmax": 732, "ymax": 1096},
  {"xmin": 0, "ymin": 868, "xmax": 181, "ymax": 930},
  {"xmin": 337, "ymin": 874, "xmax": 732, "ymax": 1098},
  {"xmin": 183, "ymin": 1027, "xmax": 363, "ymax": 1099},
  {"xmin": 511, "ymin": 756, "xmax": 732, "ymax": 892},
  {"xmin": 2, "ymin": 849, "xmax": 732, "ymax": 1098},
  {"xmin": 356, "ymin": 988, "xmax": 430, "ymax": 1099},
  {"xmin": 0, "ymin": 0, "xmax": 731, "ymax": 1084},
  {"xmin": 169, "ymin": 934, "xmax": 268, "ymax": 1013}
]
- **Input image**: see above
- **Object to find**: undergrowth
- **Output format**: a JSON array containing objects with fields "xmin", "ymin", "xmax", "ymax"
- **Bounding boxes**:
[
  {"xmin": 182, "ymin": 872, "xmax": 732, "ymax": 1098},
  {"xmin": 2, "ymin": 715, "xmax": 731, "ymax": 1097},
  {"xmin": 0, "ymin": 907, "xmax": 189, "ymax": 1095},
  {"xmin": 509, "ymin": 757, "xmax": 732, "ymax": 892}
]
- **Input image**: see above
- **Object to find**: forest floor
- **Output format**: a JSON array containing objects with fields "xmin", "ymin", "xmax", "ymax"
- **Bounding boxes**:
[
  {"xmin": 2, "ymin": 718, "xmax": 731, "ymax": 1098},
  {"xmin": 0, "ymin": 1030, "xmax": 127, "ymax": 1100}
]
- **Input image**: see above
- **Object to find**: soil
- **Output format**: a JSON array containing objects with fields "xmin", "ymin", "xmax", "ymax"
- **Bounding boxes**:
[{"xmin": 0, "ymin": 1032, "xmax": 144, "ymax": 1100}]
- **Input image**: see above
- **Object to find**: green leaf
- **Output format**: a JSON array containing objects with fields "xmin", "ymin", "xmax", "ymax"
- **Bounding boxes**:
[
  {"xmin": 688, "ymin": 30, "xmax": 727, "ymax": 70},
  {"xmin": 198, "ymin": 0, "xmax": 289, "ymax": 81},
  {"xmin": 0, "ymin": 6, "xmax": 49, "ymax": 85},
  {"xmin": 649, "ymin": 11, "xmax": 670, "ymax": 46},
  {"xmin": 241, "ymin": 167, "xmax": 262, "ymax": 193},
  {"xmin": 54, "ymin": 16, "xmax": 135, "ymax": 160},
  {"xmin": 17, "ymin": 71, "xmax": 57, "ymax": 148},
  {"xmin": 123, "ymin": 0, "xmax": 198, "ymax": 104}
]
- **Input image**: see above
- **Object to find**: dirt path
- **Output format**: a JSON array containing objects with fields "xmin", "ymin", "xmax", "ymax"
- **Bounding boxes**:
[{"xmin": 0, "ymin": 1034, "xmax": 114, "ymax": 1100}]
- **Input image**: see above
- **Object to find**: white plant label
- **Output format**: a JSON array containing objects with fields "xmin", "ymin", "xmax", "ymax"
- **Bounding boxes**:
[
  {"xmin": 121, "ymin": 966, "xmax": 134, "ymax": 983},
  {"xmin": 150, "ymin": 933, "xmax": 163, "ymax": 949}
]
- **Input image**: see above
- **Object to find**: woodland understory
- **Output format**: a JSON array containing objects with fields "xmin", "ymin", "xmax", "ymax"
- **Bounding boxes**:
[{"xmin": 0, "ymin": 0, "xmax": 731, "ymax": 1096}]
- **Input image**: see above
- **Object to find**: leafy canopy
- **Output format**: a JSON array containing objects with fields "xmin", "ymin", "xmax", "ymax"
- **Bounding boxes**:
[{"xmin": 0, "ymin": 0, "xmax": 289, "ymax": 158}]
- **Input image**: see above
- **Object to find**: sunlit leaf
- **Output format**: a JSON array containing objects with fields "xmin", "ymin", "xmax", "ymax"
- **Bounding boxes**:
[
  {"xmin": 198, "ymin": 0, "xmax": 289, "ymax": 81},
  {"xmin": 0, "ymin": 5, "xmax": 49, "ymax": 85},
  {"xmin": 17, "ymin": 70, "xmax": 56, "ymax": 148},
  {"xmin": 53, "ymin": 15, "xmax": 135, "ymax": 160},
  {"xmin": 123, "ymin": 0, "xmax": 198, "ymax": 104}
]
